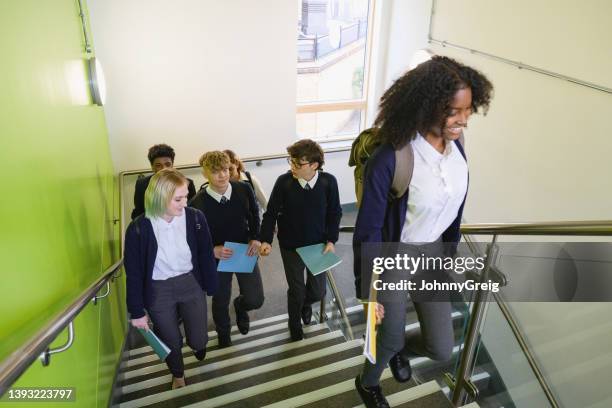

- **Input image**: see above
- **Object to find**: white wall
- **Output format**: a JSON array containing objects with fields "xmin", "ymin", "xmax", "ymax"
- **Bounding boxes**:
[
  {"xmin": 365, "ymin": 0, "xmax": 433, "ymax": 126},
  {"xmin": 429, "ymin": 0, "xmax": 612, "ymax": 223},
  {"xmin": 88, "ymin": 0, "xmax": 297, "ymax": 172}
]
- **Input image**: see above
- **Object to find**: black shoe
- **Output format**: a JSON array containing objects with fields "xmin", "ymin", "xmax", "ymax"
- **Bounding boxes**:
[
  {"xmin": 290, "ymin": 328, "xmax": 304, "ymax": 342},
  {"xmin": 355, "ymin": 374, "xmax": 390, "ymax": 408},
  {"xmin": 234, "ymin": 297, "xmax": 250, "ymax": 335},
  {"xmin": 301, "ymin": 305, "xmax": 312, "ymax": 325},
  {"xmin": 194, "ymin": 349, "xmax": 206, "ymax": 361},
  {"xmin": 218, "ymin": 333, "xmax": 232, "ymax": 348},
  {"xmin": 388, "ymin": 352, "xmax": 412, "ymax": 383}
]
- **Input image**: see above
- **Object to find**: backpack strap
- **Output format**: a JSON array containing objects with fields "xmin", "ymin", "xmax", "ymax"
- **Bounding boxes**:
[
  {"xmin": 244, "ymin": 171, "xmax": 254, "ymax": 189},
  {"xmin": 389, "ymin": 135, "xmax": 465, "ymax": 202},
  {"xmin": 390, "ymin": 143, "xmax": 414, "ymax": 200}
]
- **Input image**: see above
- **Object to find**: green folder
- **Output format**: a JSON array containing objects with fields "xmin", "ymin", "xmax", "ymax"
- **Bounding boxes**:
[
  {"xmin": 295, "ymin": 243, "xmax": 343, "ymax": 276},
  {"xmin": 137, "ymin": 328, "xmax": 171, "ymax": 361}
]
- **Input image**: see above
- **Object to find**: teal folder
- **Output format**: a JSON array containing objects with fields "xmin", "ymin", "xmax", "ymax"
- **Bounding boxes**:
[
  {"xmin": 295, "ymin": 243, "xmax": 342, "ymax": 276},
  {"xmin": 217, "ymin": 242, "xmax": 258, "ymax": 273},
  {"xmin": 137, "ymin": 328, "xmax": 171, "ymax": 362}
]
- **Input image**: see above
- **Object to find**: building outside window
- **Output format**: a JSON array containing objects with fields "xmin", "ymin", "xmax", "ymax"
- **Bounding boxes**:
[{"xmin": 296, "ymin": 0, "xmax": 374, "ymax": 141}]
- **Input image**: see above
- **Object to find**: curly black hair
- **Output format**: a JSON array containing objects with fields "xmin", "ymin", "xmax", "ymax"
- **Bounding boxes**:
[
  {"xmin": 374, "ymin": 55, "xmax": 493, "ymax": 148},
  {"xmin": 147, "ymin": 144, "xmax": 175, "ymax": 164}
]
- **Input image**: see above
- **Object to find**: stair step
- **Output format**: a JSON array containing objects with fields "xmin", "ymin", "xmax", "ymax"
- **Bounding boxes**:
[
  {"xmin": 118, "ymin": 331, "xmax": 345, "ymax": 400},
  {"xmin": 118, "ymin": 339, "xmax": 363, "ymax": 408},
  {"xmin": 118, "ymin": 323, "xmax": 329, "ymax": 383},
  {"xmin": 121, "ymin": 320, "xmax": 293, "ymax": 369},
  {"xmin": 262, "ymin": 349, "xmax": 459, "ymax": 408},
  {"xmin": 170, "ymin": 355, "xmax": 367, "ymax": 408},
  {"xmin": 112, "ymin": 305, "xmax": 475, "ymax": 407},
  {"xmin": 123, "ymin": 312, "xmax": 291, "ymax": 359}
]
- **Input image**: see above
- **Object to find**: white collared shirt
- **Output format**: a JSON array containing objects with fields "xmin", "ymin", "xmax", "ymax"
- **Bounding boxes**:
[
  {"xmin": 206, "ymin": 183, "xmax": 232, "ymax": 203},
  {"xmin": 297, "ymin": 170, "xmax": 319, "ymax": 189},
  {"xmin": 400, "ymin": 133, "xmax": 468, "ymax": 243},
  {"xmin": 149, "ymin": 209, "xmax": 193, "ymax": 280}
]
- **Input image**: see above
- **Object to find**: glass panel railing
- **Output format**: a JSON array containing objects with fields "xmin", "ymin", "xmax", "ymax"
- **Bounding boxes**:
[
  {"xmin": 317, "ymin": 234, "xmax": 362, "ymax": 340},
  {"xmin": 453, "ymin": 237, "xmax": 612, "ymax": 407}
]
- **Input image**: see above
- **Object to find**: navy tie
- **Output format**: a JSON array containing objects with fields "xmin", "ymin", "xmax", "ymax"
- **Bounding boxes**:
[
  {"xmin": 220, "ymin": 196, "xmax": 228, "ymax": 204},
  {"xmin": 304, "ymin": 184, "xmax": 311, "ymax": 191}
]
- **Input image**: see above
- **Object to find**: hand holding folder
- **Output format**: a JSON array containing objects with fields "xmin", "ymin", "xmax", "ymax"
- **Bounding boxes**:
[
  {"xmin": 217, "ymin": 242, "xmax": 258, "ymax": 273},
  {"xmin": 295, "ymin": 243, "xmax": 342, "ymax": 276}
]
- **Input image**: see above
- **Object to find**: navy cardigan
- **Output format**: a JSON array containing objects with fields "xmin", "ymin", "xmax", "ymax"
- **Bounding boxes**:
[
  {"xmin": 352, "ymin": 141, "xmax": 467, "ymax": 299},
  {"xmin": 124, "ymin": 207, "xmax": 218, "ymax": 319}
]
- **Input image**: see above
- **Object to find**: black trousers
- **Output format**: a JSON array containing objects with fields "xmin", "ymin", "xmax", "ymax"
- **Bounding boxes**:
[
  {"xmin": 147, "ymin": 272, "xmax": 208, "ymax": 378},
  {"xmin": 280, "ymin": 247, "xmax": 327, "ymax": 333},
  {"xmin": 212, "ymin": 263, "xmax": 265, "ymax": 336}
]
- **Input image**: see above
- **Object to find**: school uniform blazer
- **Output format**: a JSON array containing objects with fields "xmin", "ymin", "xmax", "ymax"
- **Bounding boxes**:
[
  {"xmin": 352, "ymin": 142, "xmax": 468, "ymax": 299},
  {"xmin": 124, "ymin": 207, "xmax": 218, "ymax": 319}
]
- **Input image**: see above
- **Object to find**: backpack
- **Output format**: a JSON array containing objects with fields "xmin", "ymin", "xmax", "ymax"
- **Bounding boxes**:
[
  {"xmin": 348, "ymin": 128, "xmax": 413, "ymax": 208},
  {"xmin": 348, "ymin": 127, "xmax": 464, "ymax": 207}
]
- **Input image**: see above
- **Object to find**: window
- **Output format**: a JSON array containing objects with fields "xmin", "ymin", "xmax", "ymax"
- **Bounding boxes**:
[{"xmin": 296, "ymin": 0, "xmax": 374, "ymax": 141}]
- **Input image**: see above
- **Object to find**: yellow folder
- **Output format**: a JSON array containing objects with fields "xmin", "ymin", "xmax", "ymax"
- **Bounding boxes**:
[{"xmin": 363, "ymin": 302, "xmax": 377, "ymax": 364}]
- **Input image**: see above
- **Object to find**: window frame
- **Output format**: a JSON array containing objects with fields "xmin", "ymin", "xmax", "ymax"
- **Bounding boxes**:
[{"xmin": 296, "ymin": 0, "xmax": 377, "ymax": 143}]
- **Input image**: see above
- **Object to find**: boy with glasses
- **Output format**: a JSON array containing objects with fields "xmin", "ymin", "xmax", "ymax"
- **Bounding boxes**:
[{"xmin": 260, "ymin": 139, "xmax": 342, "ymax": 341}]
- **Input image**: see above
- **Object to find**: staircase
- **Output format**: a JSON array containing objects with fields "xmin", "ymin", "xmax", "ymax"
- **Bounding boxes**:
[{"xmin": 112, "ymin": 306, "xmax": 479, "ymax": 408}]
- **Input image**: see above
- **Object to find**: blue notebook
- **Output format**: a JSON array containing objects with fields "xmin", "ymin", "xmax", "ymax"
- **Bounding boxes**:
[
  {"xmin": 296, "ymin": 243, "xmax": 342, "ymax": 276},
  {"xmin": 217, "ymin": 242, "xmax": 258, "ymax": 273},
  {"xmin": 137, "ymin": 328, "xmax": 170, "ymax": 362}
]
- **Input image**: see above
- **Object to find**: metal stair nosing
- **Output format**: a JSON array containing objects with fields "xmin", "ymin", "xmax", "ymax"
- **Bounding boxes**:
[
  {"xmin": 118, "ymin": 322, "xmax": 329, "ymax": 382},
  {"xmin": 117, "ymin": 338, "xmax": 363, "ymax": 408},
  {"xmin": 121, "ymin": 320, "xmax": 293, "ymax": 369},
  {"xmin": 123, "ymin": 312, "xmax": 290, "ymax": 359}
]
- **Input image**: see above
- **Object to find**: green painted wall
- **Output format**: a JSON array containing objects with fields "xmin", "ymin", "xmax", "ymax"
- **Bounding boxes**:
[{"xmin": 0, "ymin": 1, "xmax": 125, "ymax": 407}]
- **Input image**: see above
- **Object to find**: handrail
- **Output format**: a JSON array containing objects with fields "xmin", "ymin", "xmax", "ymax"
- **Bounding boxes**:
[
  {"xmin": 461, "ymin": 220, "xmax": 612, "ymax": 236},
  {"xmin": 344, "ymin": 220, "xmax": 612, "ymax": 236},
  {"xmin": 119, "ymin": 146, "xmax": 352, "ymax": 177},
  {"xmin": 0, "ymin": 259, "xmax": 123, "ymax": 396},
  {"xmin": 340, "ymin": 220, "xmax": 611, "ymax": 406},
  {"xmin": 427, "ymin": 1, "xmax": 612, "ymax": 95}
]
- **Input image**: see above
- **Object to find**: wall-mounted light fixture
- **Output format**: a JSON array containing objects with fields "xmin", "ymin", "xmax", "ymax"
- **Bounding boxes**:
[
  {"xmin": 78, "ymin": 0, "xmax": 107, "ymax": 106},
  {"xmin": 87, "ymin": 57, "xmax": 107, "ymax": 106}
]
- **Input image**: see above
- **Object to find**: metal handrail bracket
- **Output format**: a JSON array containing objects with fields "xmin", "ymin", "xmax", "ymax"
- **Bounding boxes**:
[{"xmin": 0, "ymin": 260, "xmax": 123, "ymax": 396}]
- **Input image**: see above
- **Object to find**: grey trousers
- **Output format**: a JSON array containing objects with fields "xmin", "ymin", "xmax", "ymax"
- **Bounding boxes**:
[
  {"xmin": 148, "ymin": 272, "xmax": 208, "ymax": 378},
  {"xmin": 361, "ymin": 241, "xmax": 454, "ymax": 387}
]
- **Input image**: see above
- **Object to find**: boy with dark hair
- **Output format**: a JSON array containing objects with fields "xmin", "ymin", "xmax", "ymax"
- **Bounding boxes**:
[
  {"xmin": 132, "ymin": 144, "xmax": 197, "ymax": 220},
  {"xmin": 190, "ymin": 151, "xmax": 264, "ymax": 348},
  {"xmin": 260, "ymin": 139, "xmax": 342, "ymax": 341}
]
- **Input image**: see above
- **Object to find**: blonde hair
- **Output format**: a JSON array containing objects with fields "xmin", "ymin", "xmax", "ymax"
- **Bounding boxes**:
[
  {"xmin": 144, "ymin": 168, "xmax": 187, "ymax": 218},
  {"xmin": 199, "ymin": 151, "xmax": 230, "ymax": 172}
]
